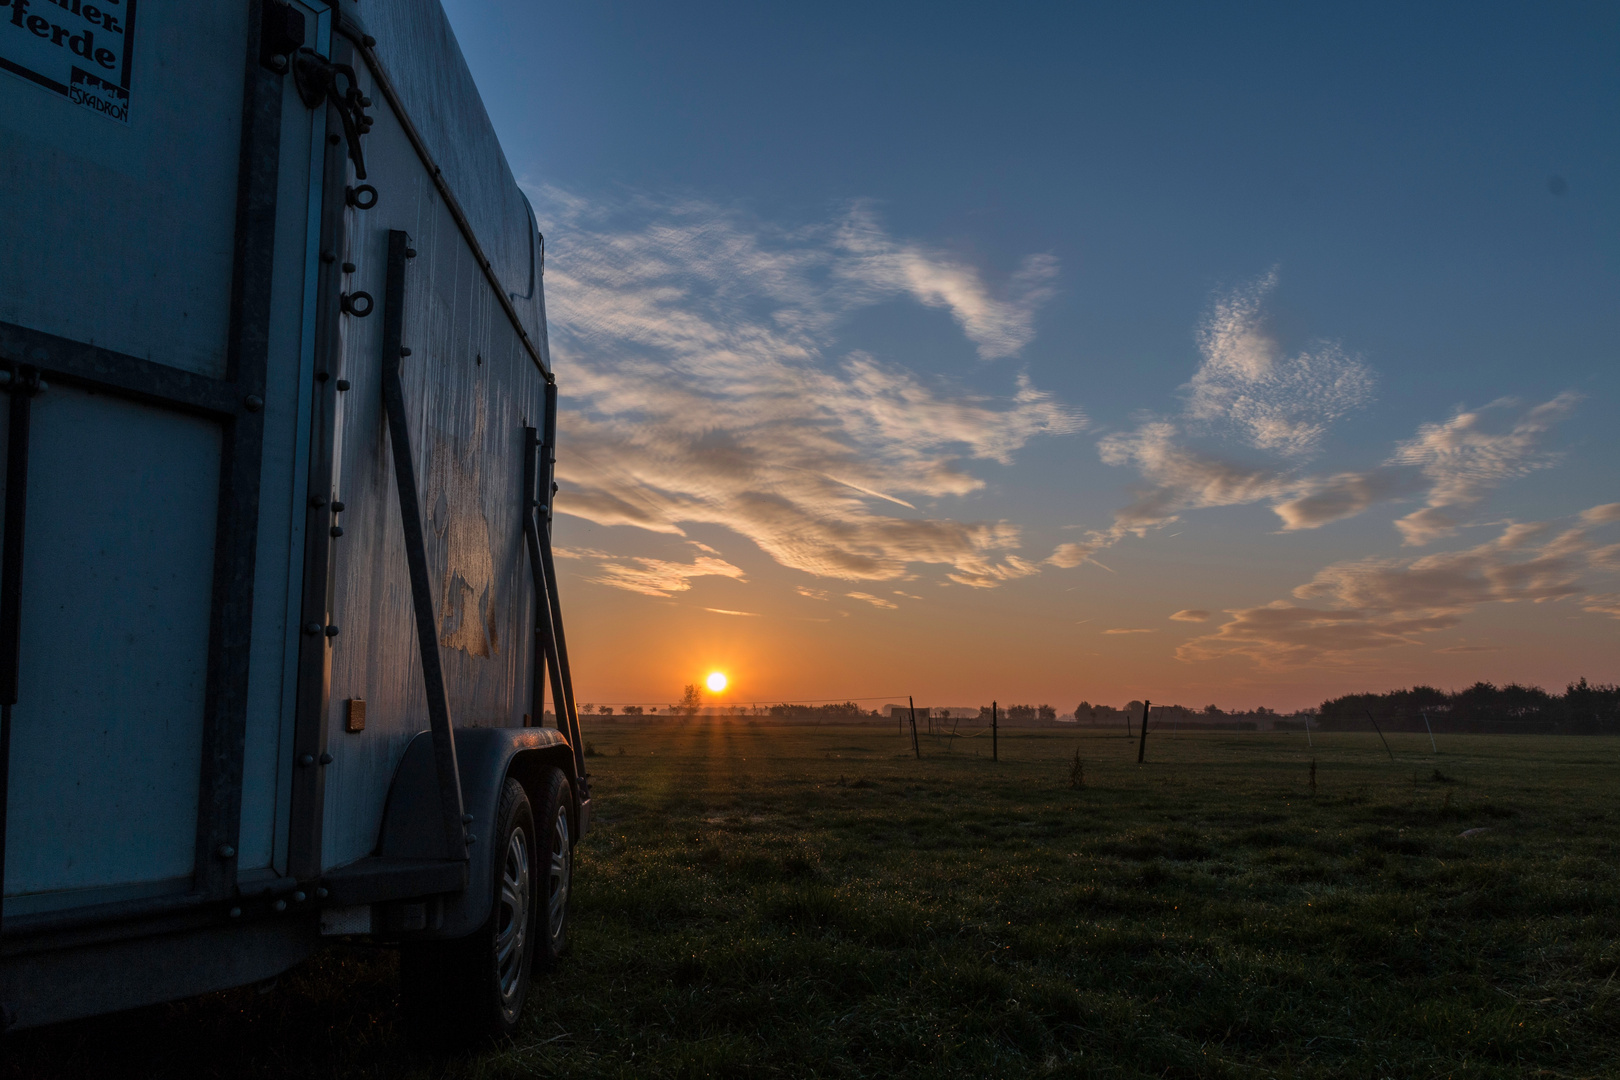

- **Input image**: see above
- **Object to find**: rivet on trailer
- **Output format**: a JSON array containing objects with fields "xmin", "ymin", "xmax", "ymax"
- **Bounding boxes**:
[{"xmin": 0, "ymin": 0, "xmax": 589, "ymax": 1044}]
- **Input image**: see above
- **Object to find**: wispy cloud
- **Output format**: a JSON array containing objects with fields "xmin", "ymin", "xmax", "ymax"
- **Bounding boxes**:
[
  {"xmin": 846, "ymin": 591, "xmax": 899, "ymax": 609},
  {"xmin": 587, "ymin": 554, "xmax": 747, "ymax": 597},
  {"xmin": 1179, "ymin": 517, "xmax": 1608, "ymax": 668},
  {"xmin": 1271, "ymin": 469, "xmax": 1408, "ymax": 531},
  {"xmin": 1104, "ymin": 627, "xmax": 1155, "ymax": 635},
  {"xmin": 1583, "ymin": 594, "xmax": 1620, "ymax": 618},
  {"xmin": 532, "ymin": 188, "xmax": 1082, "ymax": 589},
  {"xmin": 1092, "ymin": 383, "xmax": 1576, "ymax": 553},
  {"xmin": 1045, "ymin": 542, "xmax": 1094, "ymax": 568},
  {"xmin": 1080, "ymin": 270, "xmax": 1581, "ymax": 564},
  {"xmin": 1077, "ymin": 272, "xmax": 1371, "ymax": 546},
  {"xmin": 833, "ymin": 206, "xmax": 1059, "ymax": 361},
  {"xmin": 1185, "ymin": 270, "xmax": 1375, "ymax": 457},
  {"xmin": 704, "ymin": 608, "xmax": 761, "ymax": 617},
  {"xmin": 1389, "ymin": 394, "xmax": 1579, "ymax": 544},
  {"xmin": 1169, "ymin": 609, "xmax": 1211, "ymax": 622},
  {"xmin": 946, "ymin": 554, "xmax": 1042, "ymax": 589},
  {"xmin": 1094, "ymin": 421, "xmax": 1294, "ymax": 538}
]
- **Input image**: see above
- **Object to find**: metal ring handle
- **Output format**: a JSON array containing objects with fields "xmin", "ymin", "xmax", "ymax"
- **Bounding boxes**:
[
  {"xmin": 346, "ymin": 184, "xmax": 378, "ymax": 210},
  {"xmin": 340, "ymin": 291, "xmax": 374, "ymax": 317}
]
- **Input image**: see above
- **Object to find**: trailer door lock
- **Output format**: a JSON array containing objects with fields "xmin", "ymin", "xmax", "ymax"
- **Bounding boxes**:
[{"xmin": 292, "ymin": 50, "xmax": 375, "ymax": 180}]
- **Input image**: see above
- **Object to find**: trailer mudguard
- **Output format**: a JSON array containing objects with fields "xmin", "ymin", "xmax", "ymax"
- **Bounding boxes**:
[{"xmin": 375, "ymin": 726, "xmax": 587, "ymax": 939}]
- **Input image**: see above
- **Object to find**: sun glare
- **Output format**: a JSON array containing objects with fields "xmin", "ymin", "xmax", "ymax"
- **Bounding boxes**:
[{"xmin": 706, "ymin": 671, "xmax": 728, "ymax": 693}]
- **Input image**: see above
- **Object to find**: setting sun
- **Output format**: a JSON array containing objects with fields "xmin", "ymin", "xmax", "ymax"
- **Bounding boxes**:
[{"xmin": 705, "ymin": 671, "xmax": 728, "ymax": 693}]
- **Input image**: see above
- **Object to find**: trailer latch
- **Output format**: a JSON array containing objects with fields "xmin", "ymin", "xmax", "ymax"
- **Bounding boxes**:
[{"xmin": 292, "ymin": 50, "xmax": 375, "ymax": 181}]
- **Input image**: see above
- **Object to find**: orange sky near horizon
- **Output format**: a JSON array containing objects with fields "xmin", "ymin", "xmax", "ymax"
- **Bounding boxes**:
[{"xmin": 556, "ymin": 513, "xmax": 1620, "ymax": 715}]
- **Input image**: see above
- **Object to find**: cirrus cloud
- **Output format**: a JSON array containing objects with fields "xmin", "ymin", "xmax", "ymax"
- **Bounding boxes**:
[
  {"xmin": 1185, "ymin": 270, "xmax": 1375, "ymax": 457},
  {"xmin": 586, "ymin": 554, "xmax": 748, "ymax": 598},
  {"xmin": 533, "ymin": 188, "xmax": 1082, "ymax": 589},
  {"xmin": 1179, "ymin": 515, "xmax": 1608, "ymax": 668},
  {"xmin": 1389, "ymin": 393, "xmax": 1578, "ymax": 545}
]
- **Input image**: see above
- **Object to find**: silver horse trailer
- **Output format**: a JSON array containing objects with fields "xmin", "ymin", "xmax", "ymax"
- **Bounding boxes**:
[{"xmin": 0, "ymin": 0, "xmax": 589, "ymax": 1040}]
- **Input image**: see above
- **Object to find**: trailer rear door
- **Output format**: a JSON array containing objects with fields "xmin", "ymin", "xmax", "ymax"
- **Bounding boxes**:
[{"xmin": 0, "ymin": 3, "xmax": 330, "ymax": 921}]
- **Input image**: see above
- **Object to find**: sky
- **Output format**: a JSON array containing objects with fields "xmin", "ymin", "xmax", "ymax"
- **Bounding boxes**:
[{"xmin": 440, "ymin": 0, "xmax": 1619, "ymax": 712}]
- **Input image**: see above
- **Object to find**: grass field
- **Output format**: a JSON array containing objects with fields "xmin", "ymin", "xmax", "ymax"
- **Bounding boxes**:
[{"xmin": 9, "ymin": 724, "xmax": 1619, "ymax": 1078}]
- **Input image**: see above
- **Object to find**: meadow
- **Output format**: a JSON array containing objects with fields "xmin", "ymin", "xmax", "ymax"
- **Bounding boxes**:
[{"xmin": 8, "ymin": 723, "xmax": 1618, "ymax": 1078}]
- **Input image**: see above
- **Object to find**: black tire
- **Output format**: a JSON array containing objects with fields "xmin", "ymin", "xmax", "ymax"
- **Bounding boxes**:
[
  {"xmin": 530, "ymin": 767, "xmax": 574, "ymax": 970},
  {"xmin": 400, "ymin": 776, "xmax": 541, "ymax": 1047}
]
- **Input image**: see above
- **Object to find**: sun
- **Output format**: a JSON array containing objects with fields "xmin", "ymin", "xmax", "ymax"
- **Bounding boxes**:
[{"xmin": 705, "ymin": 671, "xmax": 728, "ymax": 693}]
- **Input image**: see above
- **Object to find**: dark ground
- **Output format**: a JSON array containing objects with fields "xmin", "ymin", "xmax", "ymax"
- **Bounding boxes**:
[{"xmin": 7, "ymin": 725, "xmax": 1618, "ymax": 1078}]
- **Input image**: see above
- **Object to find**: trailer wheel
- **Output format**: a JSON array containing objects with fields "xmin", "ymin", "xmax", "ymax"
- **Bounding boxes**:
[
  {"xmin": 530, "ymin": 767, "xmax": 574, "ymax": 968},
  {"xmin": 400, "ymin": 777, "xmax": 539, "ymax": 1046}
]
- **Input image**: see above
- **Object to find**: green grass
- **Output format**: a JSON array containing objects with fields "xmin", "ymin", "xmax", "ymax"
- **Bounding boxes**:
[{"xmin": 10, "ymin": 725, "xmax": 1620, "ymax": 1078}]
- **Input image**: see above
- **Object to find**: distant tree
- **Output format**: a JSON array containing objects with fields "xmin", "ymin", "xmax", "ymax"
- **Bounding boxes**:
[
  {"xmin": 622, "ymin": 705, "xmax": 644, "ymax": 716},
  {"xmin": 1008, "ymin": 704, "xmax": 1036, "ymax": 721},
  {"xmin": 1204, "ymin": 704, "xmax": 1221, "ymax": 716},
  {"xmin": 581, "ymin": 703, "xmax": 595, "ymax": 716},
  {"xmin": 598, "ymin": 704, "xmax": 613, "ymax": 717},
  {"xmin": 938, "ymin": 709, "xmax": 952, "ymax": 721},
  {"xmin": 1037, "ymin": 704, "xmax": 1056, "ymax": 721},
  {"xmin": 1074, "ymin": 702, "xmax": 1093, "ymax": 721},
  {"xmin": 1316, "ymin": 679, "xmax": 1620, "ymax": 732},
  {"xmin": 680, "ymin": 684, "xmax": 702, "ymax": 721}
]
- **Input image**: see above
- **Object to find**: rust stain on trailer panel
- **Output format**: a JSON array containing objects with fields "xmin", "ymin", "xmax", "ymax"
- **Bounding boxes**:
[{"xmin": 429, "ymin": 423, "xmax": 498, "ymax": 659}]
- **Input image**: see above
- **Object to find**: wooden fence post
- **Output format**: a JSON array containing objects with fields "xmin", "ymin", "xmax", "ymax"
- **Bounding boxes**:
[
  {"xmin": 908, "ymin": 695, "xmax": 920, "ymax": 759},
  {"xmin": 1136, "ymin": 699, "xmax": 1151, "ymax": 764},
  {"xmin": 992, "ymin": 701, "xmax": 998, "ymax": 761}
]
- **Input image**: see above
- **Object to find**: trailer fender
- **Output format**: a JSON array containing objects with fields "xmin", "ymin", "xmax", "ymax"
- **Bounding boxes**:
[{"xmin": 377, "ymin": 727, "xmax": 583, "ymax": 939}]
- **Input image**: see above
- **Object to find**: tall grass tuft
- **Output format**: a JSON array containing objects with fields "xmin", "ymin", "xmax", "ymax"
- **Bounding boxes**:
[{"xmin": 1069, "ymin": 748, "xmax": 1084, "ymax": 789}]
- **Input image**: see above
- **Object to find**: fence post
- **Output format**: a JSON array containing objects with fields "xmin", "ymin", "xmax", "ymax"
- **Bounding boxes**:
[
  {"xmin": 1420, "ymin": 709, "xmax": 1437, "ymax": 754},
  {"xmin": 992, "ymin": 701, "xmax": 998, "ymax": 761},
  {"xmin": 908, "ymin": 695, "xmax": 920, "ymax": 759},
  {"xmin": 1364, "ymin": 709, "xmax": 1395, "ymax": 761},
  {"xmin": 1136, "ymin": 699, "xmax": 1151, "ymax": 764}
]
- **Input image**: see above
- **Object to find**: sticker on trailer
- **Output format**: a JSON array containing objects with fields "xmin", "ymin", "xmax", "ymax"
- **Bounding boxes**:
[{"xmin": 0, "ymin": 0, "xmax": 137, "ymax": 122}]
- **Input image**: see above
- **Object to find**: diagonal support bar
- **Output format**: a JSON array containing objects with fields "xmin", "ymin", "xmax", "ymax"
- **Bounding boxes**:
[
  {"xmin": 522, "ymin": 426, "xmax": 564, "ymax": 734},
  {"xmin": 380, "ymin": 229, "xmax": 468, "ymax": 862},
  {"xmin": 525, "ymin": 385, "xmax": 587, "ymax": 795}
]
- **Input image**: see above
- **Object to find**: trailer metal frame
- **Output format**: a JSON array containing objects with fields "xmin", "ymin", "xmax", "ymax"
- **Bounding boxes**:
[{"xmin": 0, "ymin": 0, "xmax": 589, "ymax": 1029}]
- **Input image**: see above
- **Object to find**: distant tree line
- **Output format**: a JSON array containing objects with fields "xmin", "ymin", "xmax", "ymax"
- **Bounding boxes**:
[
  {"xmin": 579, "ymin": 678, "xmax": 1620, "ymax": 735},
  {"xmin": 1070, "ymin": 701, "xmax": 1300, "ymax": 730},
  {"xmin": 983, "ymin": 704, "xmax": 1058, "ymax": 721},
  {"xmin": 769, "ymin": 701, "xmax": 870, "ymax": 720},
  {"xmin": 1319, "ymin": 679, "xmax": 1620, "ymax": 734}
]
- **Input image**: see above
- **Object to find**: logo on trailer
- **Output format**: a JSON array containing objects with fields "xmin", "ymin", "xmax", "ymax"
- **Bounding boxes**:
[
  {"xmin": 69, "ymin": 64, "xmax": 125, "ymax": 120},
  {"xmin": 0, "ymin": 0, "xmax": 138, "ymax": 123}
]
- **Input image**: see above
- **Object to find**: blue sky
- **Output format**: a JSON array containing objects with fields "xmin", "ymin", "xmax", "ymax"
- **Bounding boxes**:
[{"xmin": 443, "ymin": 0, "xmax": 1618, "ymax": 710}]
